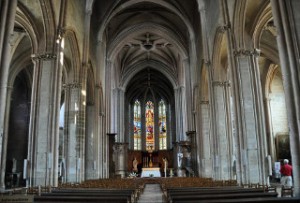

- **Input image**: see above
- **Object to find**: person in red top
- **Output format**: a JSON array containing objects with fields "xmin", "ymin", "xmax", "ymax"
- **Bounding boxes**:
[{"xmin": 280, "ymin": 159, "xmax": 293, "ymax": 187}]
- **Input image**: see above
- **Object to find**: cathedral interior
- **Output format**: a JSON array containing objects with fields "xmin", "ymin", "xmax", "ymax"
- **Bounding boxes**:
[{"xmin": 0, "ymin": 0, "xmax": 300, "ymax": 199}]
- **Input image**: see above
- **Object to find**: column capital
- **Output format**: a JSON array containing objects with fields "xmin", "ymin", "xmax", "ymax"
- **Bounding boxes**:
[
  {"xmin": 233, "ymin": 49, "xmax": 260, "ymax": 57},
  {"xmin": 186, "ymin": 131, "xmax": 196, "ymax": 137},
  {"xmin": 219, "ymin": 24, "xmax": 231, "ymax": 33},
  {"xmin": 117, "ymin": 87, "xmax": 125, "ymax": 92},
  {"xmin": 212, "ymin": 81, "xmax": 230, "ymax": 87},
  {"xmin": 57, "ymin": 28, "xmax": 66, "ymax": 37},
  {"xmin": 174, "ymin": 85, "xmax": 185, "ymax": 90},
  {"xmin": 86, "ymin": 101, "xmax": 94, "ymax": 106},
  {"xmin": 31, "ymin": 53, "xmax": 57, "ymax": 61},
  {"xmin": 203, "ymin": 59, "xmax": 211, "ymax": 66},
  {"xmin": 113, "ymin": 142, "xmax": 128, "ymax": 153},
  {"xmin": 200, "ymin": 100, "xmax": 209, "ymax": 105},
  {"xmin": 62, "ymin": 83, "xmax": 82, "ymax": 89}
]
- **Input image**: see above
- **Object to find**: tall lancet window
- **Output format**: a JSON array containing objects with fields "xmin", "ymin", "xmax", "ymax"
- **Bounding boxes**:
[
  {"xmin": 145, "ymin": 101, "xmax": 154, "ymax": 151},
  {"xmin": 159, "ymin": 100, "xmax": 167, "ymax": 149},
  {"xmin": 133, "ymin": 100, "xmax": 141, "ymax": 150}
]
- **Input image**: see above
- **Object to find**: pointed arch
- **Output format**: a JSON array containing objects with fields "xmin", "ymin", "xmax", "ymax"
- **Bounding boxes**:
[
  {"xmin": 233, "ymin": 0, "xmax": 247, "ymax": 49},
  {"xmin": 63, "ymin": 29, "xmax": 81, "ymax": 83},
  {"xmin": 87, "ymin": 65, "xmax": 95, "ymax": 105},
  {"xmin": 39, "ymin": 0, "xmax": 56, "ymax": 52}
]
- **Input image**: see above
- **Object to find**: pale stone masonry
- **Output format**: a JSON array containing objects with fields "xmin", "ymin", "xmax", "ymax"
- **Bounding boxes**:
[{"xmin": 0, "ymin": 0, "xmax": 299, "ymax": 198}]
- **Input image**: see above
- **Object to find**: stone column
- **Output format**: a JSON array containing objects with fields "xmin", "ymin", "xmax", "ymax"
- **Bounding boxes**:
[
  {"xmin": 112, "ymin": 88, "xmax": 125, "ymax": 143},
  {"xmin": 0, "ymin": 1, "xmax": 17, "ymax": 190},
  {"xmin": 98, "ymin": 112, "xmax": 106, "ymax": 178},
  {"xmin": 174, "ymin": 86, "xmax": 186, "ymax": 141},
  {"xmin": 105, "ymin": 60, "xmax": 113, "ymax": 135},
  {"xmin": 107, "ymin": 133, "xmax": 116, "ymax": 178},
  {"xmin": 271, "ymin": 0, "xmax": 300, "ymax": 196},
  {"xmin": 186, "ymin": 131, "xmax": 197, "ymax": 176},
  {"xmin": 212, "ymin": 81, "xmax": 231, "ymax": 180},
  {"xmin": 113, "ymin": 142, "xmax": 128, "ymax": 178},
  {"xmin": 221, "ymin": 0, "xmax": 243, "ymax": 185},
  {"xmin": 64, "ymin": 83, "xmax": 83, "ymax": 183},
  {"xmin": 80, "ymin": 4, "xmax": 93, "ymax": 182},
  {"xmin": 264, "ymin": 97, "xmax": 276, "ymax": 160},
  {"xmin": 250, "ymin": 49, "xmax": 268, "ymax": 186},
  {"xmin": 182, "ymin": 59, "xmax": 193, "ymax": 131},
  {"xmin": 199, "ymin": 101, "xmax": 212, "ymax": 178},
  {"xmin": 28, "ymin": 53, "xmax": 59, "ymax": 187},
  {"xmin": 94, "ymin": 84, "xmax": 105, "ymax": 179},
  {"xmin": 232, "ymin": 49, "xmax": 267, "ymax": 185},
  {"xmin": 0, "ymin": 86, "xmax": 13, "ymax": 190},
  {"xmin": 85, "ymin": 101, "xmax": 95, "ymax": 180}
]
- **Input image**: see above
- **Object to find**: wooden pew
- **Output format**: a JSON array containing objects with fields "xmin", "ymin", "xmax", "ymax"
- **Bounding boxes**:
[
  {"xmin": 34, "ymin": 188, "xmax": 135, "ymax": 203},
  {"xmin": 166, "ymin": 186, "xmax": 265, "ymax": 200},
  {"xmin": 281, "ymin": 186, "xmax": 294, "ymax": 197},
  {"xmin": 174, "ymin": 197, "xmax": 300, "ymax": 203},
  {"xmin": 34, "ymin": 195, "xmax": 129, "ymax": 203},
  {"xmin": 169, "ymin": 192, "xmax": 278, "ymax": 203}
]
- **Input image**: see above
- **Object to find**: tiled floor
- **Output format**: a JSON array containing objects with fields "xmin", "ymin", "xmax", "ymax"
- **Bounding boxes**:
[{"xmin": 138, "ymin": 184, "xmax": 165, "ymax": 203}]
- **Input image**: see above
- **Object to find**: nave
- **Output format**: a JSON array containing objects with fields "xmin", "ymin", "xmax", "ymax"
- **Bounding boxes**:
[{"xmin": 1, "ymin": 0, "xmax": 300, "ymax": 201}]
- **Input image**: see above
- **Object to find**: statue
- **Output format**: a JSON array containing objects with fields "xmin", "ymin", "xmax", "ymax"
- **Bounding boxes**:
[
  {"xmin": 12, "ymin": 158, "xmax": 17, "ymax": 173},
  {"xmin": 163, "ymin": 157, "xmax": 168, "ymax": 177},
  {"xmin": 133, "ymin": 157, "xmax": 138, "ymax": 172},
  {"xmin": 177, "ymin": 153, "xmax": 183, "ymax": 168}
]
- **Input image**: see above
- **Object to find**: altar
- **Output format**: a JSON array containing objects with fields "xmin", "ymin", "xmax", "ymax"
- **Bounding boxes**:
[{"xmin": 141, "ymin": 167, "xmax": 161, "ymax": 177}]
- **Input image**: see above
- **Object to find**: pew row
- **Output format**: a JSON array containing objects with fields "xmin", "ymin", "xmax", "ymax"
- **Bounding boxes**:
[{"xmin": 34, "ymin": 189, "xmax": 136, "ymax": 203}]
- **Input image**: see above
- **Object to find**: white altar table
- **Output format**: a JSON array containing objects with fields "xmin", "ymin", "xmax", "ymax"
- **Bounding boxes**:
[{"xmin": 141, "ymin": 167, "xmax": 161, "ymax": 177}]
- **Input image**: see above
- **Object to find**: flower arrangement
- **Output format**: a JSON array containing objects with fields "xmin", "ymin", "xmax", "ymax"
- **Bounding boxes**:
[{"xmin": 128, "ymin": 172, "xmax": 137, "ymax": 178}]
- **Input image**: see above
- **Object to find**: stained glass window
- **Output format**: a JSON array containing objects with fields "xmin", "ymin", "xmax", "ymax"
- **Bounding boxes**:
[
  {"xmin": 145, "ymin": 101, "xmax": 154, "ymax": 151},
  {"xmin": 133, "ymin": 100, "xmax": 141, "ymax": 150},
  {"xmin": 159, "ymin": 100, "xmax": 167, "ymax": 149}
]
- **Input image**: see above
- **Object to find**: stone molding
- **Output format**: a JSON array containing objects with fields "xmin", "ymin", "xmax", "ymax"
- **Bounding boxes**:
[
  {"xmin": 57, "ymin": 28, "xmax": 66, "ymax": 37},
  {"xmin": 107, "ymin": 22, "xmax": 188, "ymax": 59},
  {"xmin": 86, "ymin": 101, "xmax": 94, "ymax": 106},
  {"xmin": 62, "ymin": 83, "xmax": 82, "ymax": 89},
  {"xmin": 212, "ymin": 81, "xmax": 230, "ymax": 87},
  {"xmin": 200, "ymin": 100, "xmax": 209, "ymax": 105},
  {"xmin": 264, "ymin": 21, "xmax": 277, "ymax": 36},
  {"xmin": 219, "ymin": 24, "xmax": 231, "ymax": 33},
  {"xmin": 203, "ymin": 59, "xmax": 211, "ymax": 66},
  {"xmin": 233, "ymin": 49, "xmax": 260, "ymax": 57},
  {"xmin": 31, "ymin": 53, "xmax": 57, "ymax": 61},
  {"xmin": 113, "ymin": 142, "xmax": 128, "ymax": 153}
]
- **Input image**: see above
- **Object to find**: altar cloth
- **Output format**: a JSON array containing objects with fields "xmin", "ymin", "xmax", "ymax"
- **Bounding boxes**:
[{"xmin": 141, "ymin": 167, "xmax": 161, "ymax": 177}]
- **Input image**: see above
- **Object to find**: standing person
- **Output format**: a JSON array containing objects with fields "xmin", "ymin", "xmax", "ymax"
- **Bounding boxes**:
[{"xmin": 280, "ymin": 159, "xmax": 293, "ymax": 187}]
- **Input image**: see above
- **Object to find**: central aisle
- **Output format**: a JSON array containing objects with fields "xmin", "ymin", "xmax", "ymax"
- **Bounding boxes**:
[{"xmin": 138, "ymin": 183, "xmax": 165, "ymax": 203}]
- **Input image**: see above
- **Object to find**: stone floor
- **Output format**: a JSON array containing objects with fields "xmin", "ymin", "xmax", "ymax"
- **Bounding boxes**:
[{"xmin": 138, "ymin": 184, "xmax": 165, "ymax": 203}]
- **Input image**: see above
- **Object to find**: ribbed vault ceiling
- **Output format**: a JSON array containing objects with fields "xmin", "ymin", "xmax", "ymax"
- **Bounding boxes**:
[
  {"xmin": 92, "ymin": 0, "xmax": 200, "ymax": 102},
  {"xmin": 126, "ymin": 68, "xmax": 173, "ymax": 104}
]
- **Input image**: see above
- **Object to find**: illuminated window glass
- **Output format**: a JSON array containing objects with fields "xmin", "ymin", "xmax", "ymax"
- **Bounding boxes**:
[
  {"xmin": 133, "ymin": 100, "xmax": 141, "ymax": 150},
  {"xmin": 159, "ymin": 100, "xmax": 167, "ymax": 149},
  {"xmin": 145, "ymin": 101, "xmax": 154, "ymax": 151}
]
